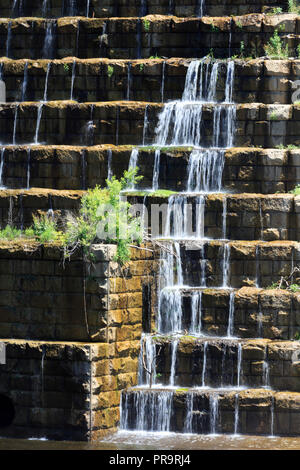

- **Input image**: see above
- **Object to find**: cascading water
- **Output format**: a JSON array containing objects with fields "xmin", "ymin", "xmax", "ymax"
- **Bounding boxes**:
[
  {"xmin": 21, "ymin": 62, "xmax": 28, "ymax": 102},
  {"xmin": 43, "ymin": 21, "xmax": 56, "ymax": 60},
  {"xmin": 120, "ymin": 58, "xmax": 264, "ymax": 436}
]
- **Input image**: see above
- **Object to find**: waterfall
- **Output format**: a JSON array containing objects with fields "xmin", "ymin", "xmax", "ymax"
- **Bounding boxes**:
[
  {"xmin": 21, "ymin": 62, "xmax": 28, "ymax": 102},
  {"xmin": 34, "ymin": 104, "xmax": 43, "ymax": 144},
  {"xmin": 152, "ymin": 149, "xmax": 161, "ymax": 191},
  {"xmin": 201, "ymin": 341, "xmax": 208, "ymax": 387},
  {"xmin": 13, "ymin": 105, "xmax": 18, "ymax": 145},
  {"xmin": 190, "ymin": 291, "xmax": 202, "ymax": 334},
  {"xmin": 127, "ymin": 63, "xmax": 132, "ymax": 101},
  {"xmin": 26, "ymin": 149, "xmax": 31, "ymax": 189},
  {"xmin": 6, "ymin": 22, "xmax": 12, "ymax": 59},
  {"xmin": 140, "ymin": 0, "xmax": 148, "ymax": 17},
  {"xmin": 81, "ymin": 150, "xmax": 87, "ymax": 190},
  {"xmin": 121, "ymin": 391, "xmax": 173, "ymax": 432},
  {"xmin": 11, "ymin": 0, "xmax": 18, "ymax": 17},
  {"xmin": 142, "ymin": 104, "xmax": 149, "ymax": 146},
  {"xmin": 107, "ymin": 149, "xmax": 113, "ymax": 181},
  {"xmin": 234, "ymin": 393, "xmax": 239, "ymax": 435},
  {"xmin": 70, "ymin": 60, "xmax": 76, "ymax": 100},
  {"xmin": 237, "ymin": 343, "xmax": 242, "ymax": 387},
  {"xmin": 169, "ymin": 340, "xmax": 178, "ymax": 386},
  {"xmin": 186, "ymin": 149, "xmax": 225, "ymax": 193},
  {"xmin": 99, "ymin": 22, "xmax": 107, "ymax": 57},
  {"xmin": 0, "ymin": 148, "xmax": 5, "ymax": 188},
  {"xmin": 43, "ymin": 63, "xmax": 51, "ymax": 102},
  {"xmin": 196, "ymin": 0, "xmax": 204, "ymax": 17},
  {"xmin": 263, "ymin": 346, "xmax": 270, "ymax": 389},
  {"xmin": 222, "ymin": 196, "xmax": 227, "ymax": 239},
  {"xmin": 200, "ymin": 244, "xmax": 206, "ymax": 287},
  {"xmin": 222, "ymin": 243, "xmax": 230, "ymax": 288},
  {"xmin": 86, "ymin": 0, "xmax": 91, "ymax": 17},
  {"xmin": 255, "ymin": 245, "xmax": 260, "ymax": 288},
  {"xmin": 209, "ymin": 394, "xmax": 219, "ymax": 435},
  {"xmin": 42, "ymin": 0, "xmax": 49, "ymax": 17},
  {"xmin": 184, "ymin": 393, "xmax": 194, "ymax": 433},
  {"xmin": 227, "ymin": 291, "xmax": 235, "ymax": 338},
  {"xmin": 43, "ymin": 21, "xmax": 56, "ymax": 60},
  {"xmin": 127, "ymin": 148, "xmax": 139, "ymax": 189},
  {"xmin": 225, "ymin": 61, "xmax": 235, "ymax": 103},
  {"xmin": 161, "ymin": 62, "xmax": 166, "ymax": 103},
  {"xmin": 270, "ymin": 396, "xmax": 275, "ymax": 436},
  {"xmin": 158, "ymin": 288, "xmax": 183, "ymax": 334},
  {"xmin": 259, "ymin": 200, "xmax": 264, "ymax": 240},
  {"xmin": 138, "ymin": 334, "xmax": 156, "ymax": 386}
]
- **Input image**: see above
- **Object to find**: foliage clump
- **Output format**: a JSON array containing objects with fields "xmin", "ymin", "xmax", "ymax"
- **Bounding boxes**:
[
  {"xmin": 264, "ymin": 29, "xmax": 289, "ymax": 59},
  {"xmin": 0, "ymin": 169, "xmax": 144, "ymax": 264}
]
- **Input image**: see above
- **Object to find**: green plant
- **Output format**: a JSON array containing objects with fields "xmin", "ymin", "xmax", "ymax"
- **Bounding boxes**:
[
  {"xmin": 297, "ymin": 44, "xmax": 300, "ymax": 58},
  {"xmin": 143, "ymin": 19, "xmax": 150, "ymax": 32},
  {"xmin": 290, "ymin": 184, "xmax": 300, "ymax": 195},
  {"xmin": 31, "ymin": 214, "xmax": 62, "ymax": 243},
  {"xmin": 208, "ymin": 48, "xmax": 214, "ymax": 59},
  {"xmin": 267, "ymin": 7, "xmax": 283, "ymax": 15},
  {"xmin": 64, "ymin": 168, "xmax": 143, "ymax": 264},
  {"xmin": 63, "ymin": 63, "xmax": 70, "ymax": 73},
  {"xmin": 139, "ymin": 63, "xmax": 144, "ymax": 72},
  {"xmin": 295, "ymin": 331, "xmax": 300, "ymax": 341},
  {"xmin": 149, "ymin": 55, "xmax": 161, "ymax": 59},
  {"xmin": 107, "ymin": 65, "xmax": 114, "ymax": 78},
  {"xmin": 0, "ymin": 225, "xmax": 22, "ymax": 240},
  {"xmin": 289, "ymin": 284, "xmax": 300, "ymax": 292},
  {"xmin": 270, "ymin": 111, "xmax": 280, "ymax": 120},
  {"xmin": 236, "ymin": 21, "xmax": 243, "ymax": 29},
  {"xmin": 211, "ymin": 24, "xmax": 220, "ymax": 32},
  {"xmin": 264, "ymin": 29, "xmax": 289, "ymax": 59},
  {"xmin": 288, "ymin": 0, "xmax": 300, "ymax": 13}
]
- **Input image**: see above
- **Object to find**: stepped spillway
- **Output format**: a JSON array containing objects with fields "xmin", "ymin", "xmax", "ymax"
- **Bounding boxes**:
[{"xmin": 0, "ymin": 0, "xmax": 300, "ymax": 445}]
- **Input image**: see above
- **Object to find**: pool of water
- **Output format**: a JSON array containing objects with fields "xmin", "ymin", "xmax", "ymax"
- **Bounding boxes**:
[{"xmin": 1, "ymin": 432, "xmax": 300, "ymax": 450}]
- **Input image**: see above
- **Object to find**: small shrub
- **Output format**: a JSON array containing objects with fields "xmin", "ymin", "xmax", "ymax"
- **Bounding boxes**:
[
  {"xmin": 270, "ymin": 111, "xmax": 280, "ymax": 120},
  {"xmin": 31, "ymin": 214, "xmax": 63, "ymax": 243},
  {"xmin": 264, "ymin": 29, "xmax": 289, "ymax": 59},
  {"xmin": 143, "ymin": 19, "xmax": 150, "ymax": 32},
  {"xmin": 288, "ymin": 0, "xmax": 300, "ymax": 13},
  {"xmin": 267, "ymin": 7, "xmax": 283, "ymax": 15},
  {"xmin": 107, "ymin": 65, "xmax": 114, "ymax": 78},
  {"xmin": 290, "ymin": 184, "xmax": 300, "ymax": 195},
  {"xmin": 295, "ymin": 331, "xmax": 300, "ymax": 341},
  {"xmin": 0, "ymin": 225, "xmax": 22, "ymax": 240},
  {"xmin": 63, "ymin": 63, "xmax": 70, "ymax": 73}
]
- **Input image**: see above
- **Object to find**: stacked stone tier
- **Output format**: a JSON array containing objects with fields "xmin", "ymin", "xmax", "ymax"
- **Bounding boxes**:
[
  {"xmin": 0, "ymin": 58, "xmax": 299, "ymax": 104},
  {"xmin": 2, "ymin": 0, "xmax": 290, "ymax": 19},
  {"xmin": 0, "ymin": 14, "xmax": 299, "ymax": 59}
]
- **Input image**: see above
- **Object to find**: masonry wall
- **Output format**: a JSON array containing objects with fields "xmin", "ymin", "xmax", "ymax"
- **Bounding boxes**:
[{"xmin": 0, "ymin": 242, "xmax": 156, "ymax": 440}]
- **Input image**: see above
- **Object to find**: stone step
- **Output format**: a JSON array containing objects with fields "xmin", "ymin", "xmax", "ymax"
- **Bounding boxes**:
[
  {"xmin": 4, "ymin": 0, "xmax": 289, "ymax": 19},
  {"xmin": 156, "ymin": 286, "xmax": 300, "ymax": 340},
  {"xmin": 1, "ymin": 102, "xmax": 299, "ymax": 147},
  {"xmin": 0, "ymin": 188, "xmax": 83, "ymax": 228},
  {"xmin": 0, "ymin": 15, "xmax": 299, "ymax": 60},
  {"xmin": 1, "ymin": 58, "xmax": 299, "ymax": 104},
  {"xmin": 155, "ymin": 240, "xmax": 300, "ymax": 288},
  {"xmin": 1, "ymin": 145, "xmax": 300, "ymax": 194},
  {"xmin": 122, "ymin": 387, "xmax": 300, "ymax": 435},
  {"xmin": 142, "ymin": 334, "xmax": 300, "ymax": 391},
  {"xmin": 129, "ymin": 192, "xmax": 300, "ymax": 242}
]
